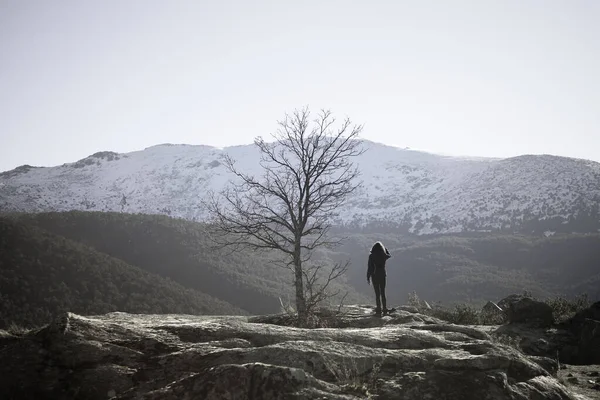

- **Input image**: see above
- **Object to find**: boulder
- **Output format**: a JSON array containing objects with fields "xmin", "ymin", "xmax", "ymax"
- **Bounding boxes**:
[
  {"xmin": 573, "ymin": 301, "xmax": 600, "ymax": 321},
  {"xmin": 497, "ymin": 294, "xmax": 527, "ymax": 310},
  {"xmin": 0, "ymin": 306, "xmax": 582, "ymax": 399},
  {"xmin": 578, "ymin": 318, "xmax": 600, "ymax": 364},
  {"xmin": 559, "ymin": 301, "xmax": 600, "ymax": 365},
  {"xmin": 501, "ymin": 295, "xmax": 554, "ymax": 327}
]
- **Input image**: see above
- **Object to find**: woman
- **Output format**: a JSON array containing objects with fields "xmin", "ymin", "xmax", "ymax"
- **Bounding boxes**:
[{"xmin": 366, "ymin": 241, "xmax": 391, "ymax": 315}]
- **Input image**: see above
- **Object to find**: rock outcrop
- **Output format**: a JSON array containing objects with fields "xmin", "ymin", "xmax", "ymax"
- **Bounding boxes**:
[
  {"xmin": 559, "ymin": 301, "xmax": 600, "ymax": 365},
  {"xmin": 499, "ymin": 295, "xmax": 555, "ymax": 327},
  {"xmin": 0, "ymin": 305, "xmax": 585, "ymax": 399},
  {"xmin": 492, "ymin": 301, "xmax": 600, "ymax": 368}
]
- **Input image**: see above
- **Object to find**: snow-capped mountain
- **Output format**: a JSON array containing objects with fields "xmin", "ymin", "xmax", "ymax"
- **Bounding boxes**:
[{"xmin": 1, "ymin": 141, "xmax": 599, "ymax": 235}]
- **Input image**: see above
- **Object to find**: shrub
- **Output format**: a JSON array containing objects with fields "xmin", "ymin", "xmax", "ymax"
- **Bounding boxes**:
[
  {"xmin": 451, "ymin": 303, "xmax": 481, "ymax": 325},
  {"xmin": 407, "ymin": 291, "xmax": 422, "ymax": 308},
  {"xmin": 491, "ymin": 333, "xmax": 522, "ymax": 352},
  {"xmin": 546, "ymin": 293, "xmax": 590, "ymax": 323},
  {"xmin": 409, "ymin": 290, "xmax": 594, "ymax": 326},
  {"xmin": 427, "ymin": 303, "xmax": 481, "ymax": 325}
]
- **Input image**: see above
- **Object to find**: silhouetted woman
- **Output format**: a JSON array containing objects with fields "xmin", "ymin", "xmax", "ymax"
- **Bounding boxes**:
[{"xmin": 367, "ymin": 241, "xmax": 391, "ymax": 315}]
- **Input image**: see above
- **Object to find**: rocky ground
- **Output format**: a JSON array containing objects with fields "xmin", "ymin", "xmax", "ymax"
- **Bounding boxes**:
[
  {"xmin": 476, "ymin": 324, "xmax": 600, "ymax": 400},
  {"xmin": 1, "ymin": 304, "xmax": 595, "ymax": 399},
  {"xmin": 559, "ymin": 365, "xmax": 600, "ymax": 400}
]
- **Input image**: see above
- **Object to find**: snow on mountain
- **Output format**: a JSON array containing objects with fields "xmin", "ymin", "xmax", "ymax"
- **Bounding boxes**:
[{"xmin": 1, "ymin": 141, "xmax": 599, "ymax": 235}]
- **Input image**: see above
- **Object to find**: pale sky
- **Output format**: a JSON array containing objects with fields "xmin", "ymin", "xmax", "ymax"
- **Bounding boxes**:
[{"xmin": 1, "ymin": 0, "xmax": 599, "ymax": 172}]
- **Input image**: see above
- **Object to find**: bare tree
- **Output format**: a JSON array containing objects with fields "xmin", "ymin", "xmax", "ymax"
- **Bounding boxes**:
[{"xmin": 206, "ymin": 108, "xmax": 364, "ymax": 324}]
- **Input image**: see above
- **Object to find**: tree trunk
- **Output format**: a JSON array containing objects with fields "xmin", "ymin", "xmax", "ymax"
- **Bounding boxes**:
[{"xmin": 293, "ymin": 241, "xmax": 307, "ymax": 326}]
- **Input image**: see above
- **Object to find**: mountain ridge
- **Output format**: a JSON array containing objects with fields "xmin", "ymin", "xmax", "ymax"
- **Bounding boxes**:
[
  {"xmin": 2, "ymin": 141, "xmax": 599, "ymax": 172},
  {"xmin": 2, "ymin": 140, "xmax": 599, "ymax": 235}
]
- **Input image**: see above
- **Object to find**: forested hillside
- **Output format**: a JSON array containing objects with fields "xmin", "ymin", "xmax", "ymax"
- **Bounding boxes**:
[
  {"xmin": 0, "ymin": 217, "xmax": 245, "ymax": 328},
  {"xmin": 337, "ymin": 232, "xmax": 600, "ymax": 306},
  {"xmin": 10, "ymin": 211, "xmax": 368, "ymax": 316}
]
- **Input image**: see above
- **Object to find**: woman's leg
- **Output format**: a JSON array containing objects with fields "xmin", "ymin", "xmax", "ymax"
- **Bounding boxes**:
[
  {"xmin": 373, "ymin": 278, "xmax": 382, "ymax": 313},
  {"xmin": 380, "ymin": 276, "xmax": 387, "ymax": 312}
]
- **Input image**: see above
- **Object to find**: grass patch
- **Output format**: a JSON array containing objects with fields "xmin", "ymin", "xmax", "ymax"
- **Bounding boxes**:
[
  {"xmin": 4, "ymin": 323, "xmax": 32, "ymax": 336},
  {"xmin": 324, "ymin": 355, "xmax": 382, "ymax": 398}
]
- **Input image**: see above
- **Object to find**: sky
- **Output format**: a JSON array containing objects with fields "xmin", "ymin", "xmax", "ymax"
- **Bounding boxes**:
[{"xmin": 0, "ymin": 0, "xmax": 599, "ymax": 172}]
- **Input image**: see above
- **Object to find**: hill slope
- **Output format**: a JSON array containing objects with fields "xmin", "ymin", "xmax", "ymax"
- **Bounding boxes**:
[
  {"xmin": 0, "ymin": 216, "xmax": 245, "ymax": 328},
  {"xmin": 1, "ymin": 141, "xmax": 599, "ymax": 234},
  {"xmin": 336, "ymin": 232, "xmax": 600, "ymax": 305},
  {"xmin": 10, "ymin": 211, "xmax": 369, "ymax": 316},
  {"xmin": 8, "ymin": 211, "xmax": 600, "ymax": 313}
]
